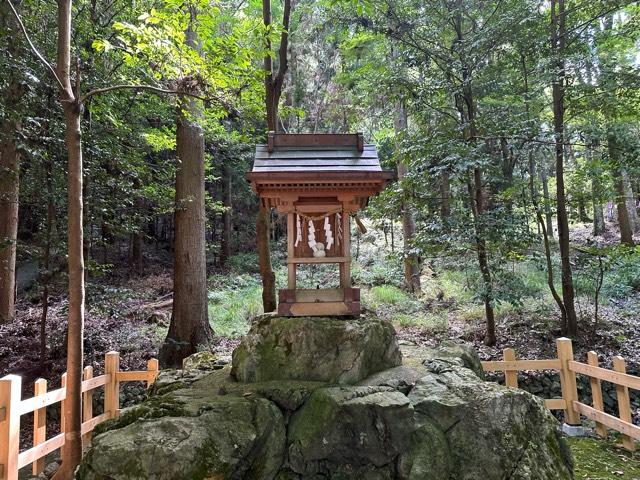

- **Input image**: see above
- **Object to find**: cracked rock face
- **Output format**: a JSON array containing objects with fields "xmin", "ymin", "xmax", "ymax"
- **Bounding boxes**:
[{"xmin": 78, "ymin": 318, "xmax": 573, "ymax": 480}]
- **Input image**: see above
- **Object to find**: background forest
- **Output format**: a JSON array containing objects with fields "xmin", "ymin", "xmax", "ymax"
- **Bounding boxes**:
[{"xmin": 1, "ymin": 0, "xmax": 640, "ymax": 476}]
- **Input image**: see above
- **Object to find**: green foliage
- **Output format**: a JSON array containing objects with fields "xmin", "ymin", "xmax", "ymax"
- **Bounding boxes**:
[{"xmin": 368, "ymin": 285, "xmax": 408, "ymax": 306}]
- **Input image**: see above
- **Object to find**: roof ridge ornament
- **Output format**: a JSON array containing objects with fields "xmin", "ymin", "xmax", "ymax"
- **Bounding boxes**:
[{"xmin": 266, "ymin": 132, "xmax": 364, "ymax": 153}]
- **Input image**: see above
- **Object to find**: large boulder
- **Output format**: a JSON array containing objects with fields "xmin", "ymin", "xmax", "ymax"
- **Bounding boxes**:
[
  {"xmin": 77, "ymin": 387, "xmax": 285, "ymax": 480},
  {"xmin": 78, "ymin": 329, "xmax": 573, "ymax": 480},
  {"xmin": 287, "ymin": 386, "xmax": 414, "ymax": 475},
  {"xmin": 406, "ymin": 361, "xmax": 573, "ymax": 480},
  {"xmin": 231, "ymin": 316, "xmax": 402, "ymax": 384}
]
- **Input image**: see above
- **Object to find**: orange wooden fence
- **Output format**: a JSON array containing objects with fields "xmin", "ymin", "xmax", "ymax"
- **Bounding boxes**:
[
  {"xmin": 482, "ymin": 337, "xmax": 639, "ymax": 452},
  {"xmin": 1, "ymin": 339, "xmax": 638, "ymax": 480},
  {"xmin": 0, "ymin": 352, "xmax": 158, "ymax": 480}
]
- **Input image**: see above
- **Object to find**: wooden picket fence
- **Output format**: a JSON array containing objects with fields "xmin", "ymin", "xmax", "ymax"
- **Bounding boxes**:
[
  {"xmin": 0, "ymin": 352, "xmax": 158, "ymax": 480},
  {"xmin": 1, "ymin": 339, "xmax": 638, "ymax": 480},
  {"xmin": 482, "ymin": 337, "xmax": 639, "ymax": 452}
]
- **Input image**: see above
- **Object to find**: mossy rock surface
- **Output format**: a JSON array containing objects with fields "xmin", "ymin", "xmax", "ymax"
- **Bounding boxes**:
[
  {"xmin": 78, "ymin": 326, "xmax": 573, "ymax": 480},
  {"xmin": 78, "ymin": 392, "xmax": 285, "ymax": 480},
  {"xmin": 231, "ymin": 316, "xmax": 402, "ymax": 384}
]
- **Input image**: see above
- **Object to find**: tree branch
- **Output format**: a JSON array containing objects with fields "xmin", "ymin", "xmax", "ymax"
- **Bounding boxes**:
[
  {"xmin": 272, "ymin": 0, "xmax": 291, "ymax": 104},
  {"xmin": 5, "ymin": 0, "xmax": 66, "ymax": 91},
  {"xmin": 80, "ymin": 84, "xmax": 239, "ymax": 115},
  {"xmin": 80, "ymin": 84, "xmax": 200, "ymax": 103}
]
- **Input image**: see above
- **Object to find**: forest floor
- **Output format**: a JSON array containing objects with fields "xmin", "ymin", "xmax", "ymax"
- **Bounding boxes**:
[{"xmin": 1, "ymin": 220, "xmax": 639, "ymax": 478}]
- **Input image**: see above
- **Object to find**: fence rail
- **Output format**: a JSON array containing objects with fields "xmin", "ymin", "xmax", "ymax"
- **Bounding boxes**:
[
  {"xmin": 0, "ymin": 352, "xmax": 158, "ymax": 480},
  {"xmin": 481, "ymin": 337, "xmax": 639, "ymax": 452}
]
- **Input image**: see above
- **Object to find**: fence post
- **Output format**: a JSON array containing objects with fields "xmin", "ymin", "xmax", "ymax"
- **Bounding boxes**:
[
  {"xmin": 612, "ymin": 356, "xmax": 635, "ymax": 451},
  {"xmin": 503, "ymin": 348, "xmax": 518, "ymax": 388},
  {"xmin": 586, "ymin": 352, "xmax": 606, "ymax": 438},
  {"xmin": 146, "ymin": 359, "xmax": 159, "ymax": 388},
  {"xmin": 32, "ymin": 379, "xmax": 47, "ymax": 475},
  {"xmin": 82, "ymin": 366, "xmax": 93, "ymax": 446},
  {"xmin": 0, "ymin": 375, "xmax": 22, "ymax": 480},
  {"xmin": 556, "ymin": 338, "xmax": 580, "ymax": 426},
  {"xmin": 105, "ymin": 352, "xmax": 120, "ymax": 419}
]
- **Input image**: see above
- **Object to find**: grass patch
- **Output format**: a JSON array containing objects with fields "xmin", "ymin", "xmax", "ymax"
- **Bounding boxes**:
[
  {"xmin": 393, "ymin": 312, "xmax": 449, "ymax": 333},
  {"xmin": 368, "ymin": 285, "xmax": 409, "ymax": 307},
  {"xmin": 208, "ymin": 273, "xmax": 263, "ymax": 337},
  {"xmin": 568, "ymin": 436, "xmax": 640, "ymax": 479}
]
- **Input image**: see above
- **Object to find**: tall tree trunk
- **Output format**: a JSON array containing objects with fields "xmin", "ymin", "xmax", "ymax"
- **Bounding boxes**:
[
  {"xmin": 551, "ymin": 0, "xmax": 578, "ymax": 336},
  {"xmin": 160, "ymin": 11, "xmax": 214, "ymax": 368},
  {"xmin": 0, "ymin": 4, "xmax": 23, "ymax": 324},
  {"xmin": 592, "ymin": 183, "xmax": 606, "ymax": 236},
  {"xmin": 259, "ymin": 0, "xmax": 292, "ymax": 311},
  {"xmin": 220, "ymin": 164, "xmax": 232, "ymax": 267},
  {"xmin": 623, "ymin": 171, "xmax": 639, "ymax": 233},
  {"xmin": 394, "ymin": 100, "xmax": 421, "ymax": 293},
  {"xmin": 40, "ymin": 139, "xmax": 56, "ymax": 372},
  {"xmin": 257, "ymin": 206, "xmax": 276, "ymax": 312},
  {"xmin": 0, "ymin": 114, "xmax": 19, "ymax": 324},
  {"xmin": 53, "ymin": 8, "xmax": 86, "ymax": 472},
  {"xmin": 608, "ymin": 133, "xmax": 634, "ymax": 245},
  {"xmin": 453, "ymin": 0, "xmax": 495, "ymax": 345}
]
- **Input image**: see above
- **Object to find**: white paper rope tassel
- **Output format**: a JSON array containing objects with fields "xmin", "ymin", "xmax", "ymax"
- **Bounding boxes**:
[
  {"xmin": 294, "ymin": 214, "xmax": 302, "ymax": 247},
  {"xmin": 308, "ymin": 220, "xmax": 317, "ymax": 251},
  {"xmin": 324, "ymin": 216, "xmax": 334, "ymax": 251}
]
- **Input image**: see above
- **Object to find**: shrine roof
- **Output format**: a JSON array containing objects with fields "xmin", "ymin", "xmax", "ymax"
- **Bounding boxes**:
[
  {"xmin": 249, "ymin": 133, "xmax": 390, "ymax": 177},
  {"xmin": 251, "ymin": 144, "xmax": 383, "ymax": 173}
]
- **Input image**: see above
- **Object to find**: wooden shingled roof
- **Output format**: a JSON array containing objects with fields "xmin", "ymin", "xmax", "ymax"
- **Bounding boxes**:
[
  {"xmin": 247, "ymin": 133, "xmax": 393, "ymax": 212},
  {"xmin": 251, "ymin": 132, "xmax": 383, "ymax": 173}
]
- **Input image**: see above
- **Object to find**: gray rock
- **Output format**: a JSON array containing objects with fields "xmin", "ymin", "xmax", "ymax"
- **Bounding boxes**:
[
  {"xmin": 287, "ymin": 386, "xmax": 414, "ymax": 475},
  {"xmin": 358, "ymin": 364, "xmax": 430, "ymax": 394},
  {"xmin": 401, "ymin": 341, "xmax": 485, "ymax": 379},
  {"xmin": 78, "ymin": 390, "xmax": 285, "ymax": 480},
  {"xmin": 397, "ymin": 416, "xmax": 452, "ymax": 480},
  {"xmin": 408, "ymin": 363, "xmax": 573, "ymax": 480},
  {"xmin": 231, "ymin": 316, "xmax": 402, "ymax": 384},
  {"xmin": 181, "ymin": 351, "xmax": 221, "ymax": 371}
]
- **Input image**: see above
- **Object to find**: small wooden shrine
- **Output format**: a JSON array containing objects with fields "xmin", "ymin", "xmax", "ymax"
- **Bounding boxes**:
[{"xmin": 247, "ymin": 133, "xmax": 392, "ymax": 317}]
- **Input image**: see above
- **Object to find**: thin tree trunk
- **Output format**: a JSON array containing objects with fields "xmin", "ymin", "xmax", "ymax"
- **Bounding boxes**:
[
  {"xmin": 609, "ymin": 134, "xmax": 634, "ymax": 245},
  {"xmin": 257, "ymin": 206, "xmax": 276, "ymax": 312},
  {"xmin": 623, "ymin": 171, "xmax": 639, "ymax": 233},
  {"xmin": 540, "ymin": 164, "xmax": 554, "ymax": 238},
  {"xmin": 0, "ymin": 116, "xmax": 19, "ymax": 324},
  {"xmin": 160, "ymin": 10, "xmax": 214, "ymax": 368},
  {"xmin": 588, "ymin": 145, "xmax": 606, "ymax": 236},
  {"xmin": 220, "ymin": 164, "xmax": 232, "ymax": 266},
  {"xmin": 440, "ymin": 170, "xmax": 451, "ymax": 228},
  {"xmin": 259, "ymin": 0, "xmax": 292, "ymax": 312},
  {"xmin": 551, "ymin": 0, "xmax": 578, "ymax": 336},
  {"xmin": 0, "ymin": 4, "xmax": 23, "ymax": 323},
  {"xmin": 453, "ymin": 0, "xmax": 495, "ymax": 345},
  {"xmin": 394, "ymin": 100, "xmax": 421, "ymax": 293},
  {"xmin": 592, "ymin": 188, "xmax": 606, "ymax": 236},
  {"xmin": 40, "ymin": 150, "xmax": 56, "ymax": 371}
]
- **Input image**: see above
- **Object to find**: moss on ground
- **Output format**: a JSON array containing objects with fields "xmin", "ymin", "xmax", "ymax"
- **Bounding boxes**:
[{"xmin": 568, "ymin": 436, "xmax": 640, "ymax": 479}]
